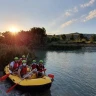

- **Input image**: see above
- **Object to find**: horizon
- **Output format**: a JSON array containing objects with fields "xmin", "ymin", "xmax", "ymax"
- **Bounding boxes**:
[{"xmin": 0, "ymin": 0, "xmax": 96, "ymax": 35}]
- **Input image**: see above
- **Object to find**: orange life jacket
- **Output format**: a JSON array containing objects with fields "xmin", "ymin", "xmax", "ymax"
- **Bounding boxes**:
[{"xmin": 20, "ymin": 66, "xmax": 27, "ymax": 75}]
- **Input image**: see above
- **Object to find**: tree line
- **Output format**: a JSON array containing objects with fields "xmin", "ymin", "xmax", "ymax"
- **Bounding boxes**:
[
  {"xmin": 0, "ymin": 27, "xmax": 47, "ymax": 48},
  {"xmin": 0, "ymin": 28, "xmax": 96, "ymax": 48},
  {"xmin": 47, "ymin": 33, "xmax": 96, "ymax": 43}
]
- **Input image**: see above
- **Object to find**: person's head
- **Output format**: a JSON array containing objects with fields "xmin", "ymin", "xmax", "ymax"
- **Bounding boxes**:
[
  {"xmin": 22, "ymin": 55, "xmax": 25, "ymax": 58},
  {"xmin": 22, "ymin": 60, "xmax": 27, "ymax": 66},
  {"xmin": 39, "ymin": 60, "xmax": 43, "ymax": 65},
  {"xmin": 14, "ymin": 57, "xmax": 19, "ymax": 62},
  {"xmin": 32, "ymin": 60, "xmax": 36, "ymax": 63}
]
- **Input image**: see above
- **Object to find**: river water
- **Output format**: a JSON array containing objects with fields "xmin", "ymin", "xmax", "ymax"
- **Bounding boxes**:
[{"xmin": 1, "ymin": 48, "xmax": 96, "ymax": 96}]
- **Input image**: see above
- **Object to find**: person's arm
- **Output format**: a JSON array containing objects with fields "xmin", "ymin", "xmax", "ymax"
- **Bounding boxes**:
[
  {"xmin": 43, "ymin": 65, "xmax": 46, "ymax": 74},
  {"xmin": 30, "ymin": 64, "xmax": 32, "ymax": 71},
  {"xmin": 9, "ymin": 65, "xmax": 13, "ymax": 71},
  {"xmin": 9, "ymin": 61, "xmax": 14, "ymax": 71},
  {"xmin": 18, "ymin": 68, "xmax": 22, "ymax": 78}
]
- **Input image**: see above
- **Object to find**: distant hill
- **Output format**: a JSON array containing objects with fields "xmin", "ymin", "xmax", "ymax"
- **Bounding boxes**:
[{"xmin": 47, "ymin": 32, "xmax": 95, "ymax": 39}]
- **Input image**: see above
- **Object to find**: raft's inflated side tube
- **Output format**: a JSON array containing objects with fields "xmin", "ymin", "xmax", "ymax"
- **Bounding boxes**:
[{"xmin": 4, "ymin": 65, "xmax": 52, "ymax": 91}]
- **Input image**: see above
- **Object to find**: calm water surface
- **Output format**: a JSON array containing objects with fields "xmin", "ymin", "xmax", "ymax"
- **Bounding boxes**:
[{"xmin": 1, "ymin": 48, "xmax": 96, "ymax": 96}]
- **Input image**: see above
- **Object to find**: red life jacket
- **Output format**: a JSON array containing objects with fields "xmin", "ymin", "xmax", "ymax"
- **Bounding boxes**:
[
  {"xmin": 13, "ymin": 62, "xmax": 19, "ymax": 70},
  {"xmin": 37, "ymin": 64, "xmax": 44, "ymax": 72},
  {"xmin": 31, "ymin": 63, "xmax": 37, "ymax": 70},
  {"xmin": 19, "ymin": 58, "xmax": 26, "ymax": 65},
  {"xmin": 20, "ymin": 66, "xmax": 27, "ymax": 75}
]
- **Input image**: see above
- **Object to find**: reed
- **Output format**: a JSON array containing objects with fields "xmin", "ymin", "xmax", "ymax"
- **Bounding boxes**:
[{"xmin": 0, "ymin": 44, "xmax": 35, "ymax": 71}]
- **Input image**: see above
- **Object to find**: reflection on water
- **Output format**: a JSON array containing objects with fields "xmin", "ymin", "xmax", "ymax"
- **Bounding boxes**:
[{"xmin": 1, "ymin": 48, "xmax": 96, "ymax": 96}]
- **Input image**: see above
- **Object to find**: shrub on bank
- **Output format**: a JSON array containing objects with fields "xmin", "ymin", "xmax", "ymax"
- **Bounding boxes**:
[
  {"xmin": 0, "ymin": 44, "xmax": 35, "ymax": 71},
  {"xmin": 47, "ymin": 44, "xmax": 82, "ymax": 50}
]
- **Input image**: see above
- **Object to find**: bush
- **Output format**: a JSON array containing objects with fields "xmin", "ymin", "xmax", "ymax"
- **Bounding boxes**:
[
  {"xmin": 48, "ymin": 44, "xmax": 81, "ymax": 50},
  {"xmin": 0, "ymin": 44, "xmax": 35, "ymax": 71}
]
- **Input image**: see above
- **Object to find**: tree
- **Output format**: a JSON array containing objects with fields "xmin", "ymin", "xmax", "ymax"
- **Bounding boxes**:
[
  {"xmin": 90, "ymin": 35, "xmax": 96, "ymax": 42},
  {"xmin": 51, "ymin": 35, "xmax": 60, "ymax": 42},
  {"xmin": 70, "ymin": 34, "xmax": 74, "ymax": 41},
  {"xmin": 0, "ymin": 27, "xmax": 47, "ymax": 47},
  {"xmin": 61, "ymin": 34, "xmax": 66, "ymax": 41},
  {"xmin": 77, "ymin": 34, "xmax": 84, "ymax": 41}
]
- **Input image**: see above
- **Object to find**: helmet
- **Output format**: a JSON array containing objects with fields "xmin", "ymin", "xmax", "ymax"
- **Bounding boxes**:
[
  {"xmin": 14, "ymin": 57, "xmax": 19, "ymax": 60},
  {"xmin": 39, "ymin": 60, "xmax": 43, "ymax": 63},
  {"xmin": 33, "ymin": 60, "xmax": 36, "ymax": 63},
  {"xmin": 22, "ymin": 55, "xmax": 25, "ymax": 58},
  {"xmin": 22, "ymin": 60, "xmax": 27, "ymax": 63}
]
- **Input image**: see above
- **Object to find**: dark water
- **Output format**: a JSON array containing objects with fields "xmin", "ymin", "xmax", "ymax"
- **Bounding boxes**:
[{"xmin": 1, "ymin": 48, "xmax": 96, "ymax": 96}]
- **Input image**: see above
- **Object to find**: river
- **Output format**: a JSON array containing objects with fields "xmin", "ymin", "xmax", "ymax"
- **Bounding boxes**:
[{"xmin": 1, "ymin": 48, "xmax": 96, "ymax": 96}]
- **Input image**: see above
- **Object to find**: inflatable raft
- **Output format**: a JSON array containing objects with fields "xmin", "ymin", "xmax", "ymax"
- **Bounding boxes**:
[{"xmin": 4, "ymin": 65, "xmax": 52, "ymax": 92}]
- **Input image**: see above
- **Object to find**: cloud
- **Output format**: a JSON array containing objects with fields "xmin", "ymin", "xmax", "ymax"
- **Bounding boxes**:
[
  {"xmin": 64, "ymin": 6, "xmax": 78, "ymax": 16},
  {"xmin": 80, "ymin": 0, "xmax": 95, "ymax": 8},
  {"xmin": 61, "ymin": 19, "xmax": 77, "ymax": 28},
  {"xmin": 73, "ymin": 7, "xmax": 78, "ymax": 12},
  {"xmin": 65, "ymin": 11, "xmax": 71, "ymax": 16},
  {"xmin": 83, "ymin": 9, "xmax": 96, "ymax": 22},
  {"xmin": 49, "ymin": 6, "xmax": 78, "ymax": 28}
]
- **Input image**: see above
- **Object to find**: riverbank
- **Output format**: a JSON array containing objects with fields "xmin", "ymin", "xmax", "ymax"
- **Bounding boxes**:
[{"xmin": 29, "ymin": 43, "xmax": 96, "ymax": 50}]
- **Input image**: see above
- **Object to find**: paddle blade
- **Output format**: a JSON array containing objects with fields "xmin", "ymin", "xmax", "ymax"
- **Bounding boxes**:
[
  {"xmin": 0, "ymin": 74, "xmax": 10, "ymax": 81},
  {"xmin": 6, "ymin": 83, "xmax": 17, "ymax": 93},
  {"xmin": 48, "ymin": 74, "xmax": 54, "ymax": 79}
]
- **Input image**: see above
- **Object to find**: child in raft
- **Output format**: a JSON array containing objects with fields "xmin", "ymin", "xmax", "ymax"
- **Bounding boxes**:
[
  {"xmin": 18, "ymin": 60, "xmax": 32, "ymax": 79},
  {"xmin": 9, "ymin": 57, "xmax": 20, "ymax": 75}
]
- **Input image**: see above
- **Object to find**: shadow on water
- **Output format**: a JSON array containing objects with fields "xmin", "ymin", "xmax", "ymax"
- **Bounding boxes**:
[
  {"xmin": 25, "ymin": 90, "xmax": 52, "ymax": 96},
  {"xmin": 0, "ymin": 79, "xmax": 52, "ymax": 96}
]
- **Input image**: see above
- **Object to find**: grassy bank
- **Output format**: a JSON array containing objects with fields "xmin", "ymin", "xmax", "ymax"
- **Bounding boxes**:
[{"xmin": 0, "ymin": 44, "xmax": 35, "ymax": 71}]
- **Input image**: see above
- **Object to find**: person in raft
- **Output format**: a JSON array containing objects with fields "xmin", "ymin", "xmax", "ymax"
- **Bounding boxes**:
[
  {"xmin": 37, "ymin": 60, "xmax": 45, "ymax": 78},
  {"xmin": 30, "ymin": 60, "xmax": 38, "ymax": 77},
  {"xmin": 19, "ymin": 55, "xmax": 26, "ymax": 65},
  {"xmin": 18, "ymin": 60, "xmax": 32, "ymax": 79},
  {"xmin": 9, "ymin": 57, "xmax": 20, "ymax": 75}
]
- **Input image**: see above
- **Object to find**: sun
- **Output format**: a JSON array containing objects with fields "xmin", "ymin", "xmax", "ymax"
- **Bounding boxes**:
[{"xmin": 9, "ymin": 27, "xmax": 19, "ymax": 34}]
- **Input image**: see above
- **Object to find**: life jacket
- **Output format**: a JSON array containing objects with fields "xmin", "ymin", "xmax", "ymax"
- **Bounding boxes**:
[
  {"xmin": 31, "ymin": 63, "xmax": 37, "ymax": 70},
  {"xmin": 37, "ymin": 64, "xmax": 44, "ymax": 72},
  {"xmin": 19, "ymin": 58, "xmax": 26, "ymax": 65},
  {"xmin": 13, "ymin": 62, "xmax": 19, "ymax": 70},
  {"xmin": 20, "ymin": 66, "xmax": 27, "ymax": 75}
]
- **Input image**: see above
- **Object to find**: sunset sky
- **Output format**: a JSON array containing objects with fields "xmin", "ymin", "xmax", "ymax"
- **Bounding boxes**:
[{"xmin": 0, "ymin": 0, "xmax": 96, "ymax": 34}]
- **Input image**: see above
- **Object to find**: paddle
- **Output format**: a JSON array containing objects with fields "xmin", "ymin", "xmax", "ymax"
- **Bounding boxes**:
[
  {"xmin": 6, "ymin": 71, "xmax": 33, "ymax": 93},
  {"xmin": 0, "ymin": 67, "xmax": 19, "ymax": 81},
  {"xmin": 0, "ymin": 73, "xmax": 10, "ymax": 81},
  {"xmin": 42, "ymin": 69, "xmax": 54, "ymax": 79},
  {"xmin": 48, "ymin": 74, "xmax": 54, "ymax": 79}
]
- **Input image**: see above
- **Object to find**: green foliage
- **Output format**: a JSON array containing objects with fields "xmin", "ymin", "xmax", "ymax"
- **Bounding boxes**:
[
  {"xmin": 90, "ymin": 35, "xmax": 96, "ymax": 42},
  {"xmin": 70, "ymin": 34, "xmax": 74, "ymax": 41},
  {"xmin": 0, "ymin": 27, "xmax": 46, "ymax": 47},
  {"xmin": 0, "ymin": 44, "xmax": 35, "ymax": 71},
  {"xmin": 48, "ymin": 44, "xmax": 81, "ymax": 50},
  {"xmin": 61, "ymin": 34, "xmax": 66, "ymax": 41},
  {"xmin": 77, "ymin": 34, "xmax": 84, "ymax": 41},
  {"xmin": 50, "ymin": 35, "xmax": 60, "ymax": 42},
  {"xmin": 47, "ymin": 37, "xmax": 52, "ymax": 43},
  {"xmin": 81, "ymin": 39, "xmax": 86, "ymax": 43}
]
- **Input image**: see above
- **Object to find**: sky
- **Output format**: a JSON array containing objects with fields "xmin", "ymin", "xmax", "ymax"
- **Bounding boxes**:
[{"xmin": 0, "ymin": 0, "xmax": 96, "ymax": 34}]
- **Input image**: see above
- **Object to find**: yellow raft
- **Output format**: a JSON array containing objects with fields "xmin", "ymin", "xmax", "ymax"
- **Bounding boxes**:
[{"xmin": 4, "ymin": 65, "xmax": 52, "ymax": 91}]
